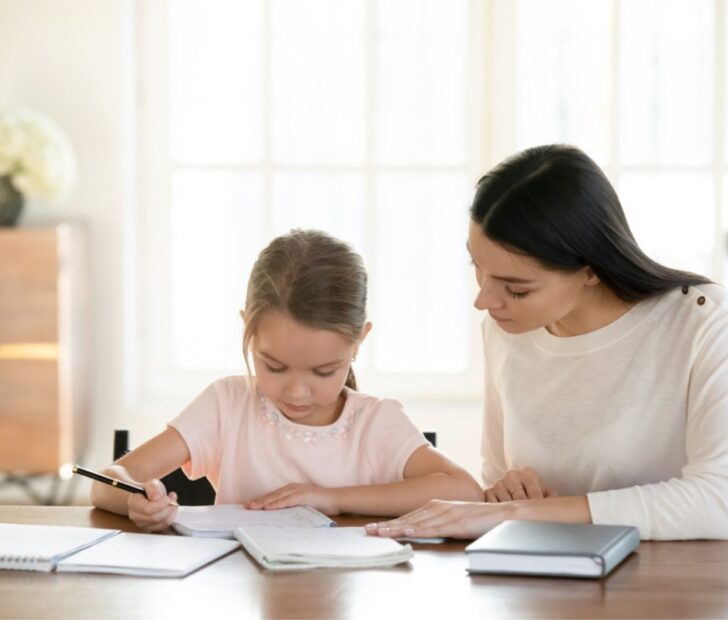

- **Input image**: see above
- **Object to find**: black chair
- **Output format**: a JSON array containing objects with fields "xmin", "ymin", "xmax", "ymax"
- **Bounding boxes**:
[{"xmin": 113, "ymin": 429, "xmax": 216, "ymax": 506}]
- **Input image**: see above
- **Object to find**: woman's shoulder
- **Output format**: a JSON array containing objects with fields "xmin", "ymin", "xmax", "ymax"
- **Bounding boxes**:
[
  {"xmin": 650, "ymin": 284, "xmax": 728, "ymax": 346},
  {"xmin": 690, "ymin": 282, "xmax": 728, "ymax": 308},
  {"xmin": 656, "ymin": 283, "xmax": 728, "ymax": 318}
]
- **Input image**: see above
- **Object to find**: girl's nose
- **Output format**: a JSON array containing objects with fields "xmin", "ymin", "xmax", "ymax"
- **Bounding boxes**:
[{"xmin": 285, "ymin": 377, "xmax": 309, "ymax": 400}]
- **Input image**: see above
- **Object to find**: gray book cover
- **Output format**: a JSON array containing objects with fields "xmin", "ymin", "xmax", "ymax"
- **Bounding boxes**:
[{"xmin": 465, "ymin": 520, "xmax": 640, "ymax": 578}]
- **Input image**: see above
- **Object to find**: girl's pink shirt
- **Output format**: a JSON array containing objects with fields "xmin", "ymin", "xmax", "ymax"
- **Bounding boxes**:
[{"xmin": 168, "ymin": 376, "xmax": 429, "ymax": 504}]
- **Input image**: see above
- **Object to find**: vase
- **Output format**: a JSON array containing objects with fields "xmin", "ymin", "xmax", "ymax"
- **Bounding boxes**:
[{"xmin": 0, "ymin": 175, "xmax": 24, "ymax": 226}]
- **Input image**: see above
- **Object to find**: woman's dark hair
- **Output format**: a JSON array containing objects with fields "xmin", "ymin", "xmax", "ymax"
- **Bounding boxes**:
[{"xmin": 470, "ymin": 144, "xmax": 710, "ymax": 302}]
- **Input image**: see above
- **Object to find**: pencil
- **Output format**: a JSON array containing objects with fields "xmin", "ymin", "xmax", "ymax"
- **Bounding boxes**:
[{"xmin": 72, "ymin": 464, "xmax": 179, "ymax": 506}]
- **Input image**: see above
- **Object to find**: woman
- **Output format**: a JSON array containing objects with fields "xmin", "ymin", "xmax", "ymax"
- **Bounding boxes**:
[{"xmin": 366, "ymin": 144, "xmax": 728, "ymax": 541}]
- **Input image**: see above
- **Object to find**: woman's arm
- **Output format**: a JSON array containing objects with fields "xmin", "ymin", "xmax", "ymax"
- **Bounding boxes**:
[
  {"xmin": 366, "ymin": 495, "xmax": 591, "ymax": 539},
  {"xmin": 90, "ymin": 427, "xmax": 190, "ymax": 517},
  {"xmin": 246, "ymin": 445, "xmax": 484, "ymax": 516}
]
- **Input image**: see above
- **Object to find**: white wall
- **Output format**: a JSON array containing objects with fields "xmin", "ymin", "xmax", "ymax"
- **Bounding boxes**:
[
  {"xmin": 0, "ymin": 0, "xmax": 135, "ymax": 495},
  {"xmin": 0, "ymin": 0, "xmax": 483, "ymax": 500}
]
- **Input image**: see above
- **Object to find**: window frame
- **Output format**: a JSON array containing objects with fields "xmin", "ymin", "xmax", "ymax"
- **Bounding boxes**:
[{"xmin": 134, "ymin": 0, "xmax": 490, "ymax": 407}]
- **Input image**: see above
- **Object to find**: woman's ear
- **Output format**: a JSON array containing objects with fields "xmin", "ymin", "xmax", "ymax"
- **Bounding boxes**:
[
  {"xmin": 239, "ymin": 309, "xmax": 246, "ymax": 322},
  {"xmin": 583, "ymin": 266, "xmax": 601, "ymax": 287}
]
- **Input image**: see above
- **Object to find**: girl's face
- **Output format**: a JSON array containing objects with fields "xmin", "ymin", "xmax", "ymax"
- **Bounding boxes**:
[
  {"xmin": 467, "ymin": 220, "xmax": 599, "ymax": 335},
  {"xmin": 251, "ymin": 311, "xmax": 370, "ymax": 426}
]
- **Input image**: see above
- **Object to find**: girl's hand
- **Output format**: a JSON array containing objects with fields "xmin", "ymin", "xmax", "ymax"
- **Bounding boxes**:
[
  {"xmin": 127, "ymin": 479, "xmax": 179, "ymax": 532},
  {"xmin": 246, "ymin": 483, "xmax": 340, "ymax": 515},
  {"xmin": 365, "ymin": 499, "xmax": 512, "ymax": 540},
  {"xmin": 484, "ymin": 467, "xmax": 558, "ymax": 502}
]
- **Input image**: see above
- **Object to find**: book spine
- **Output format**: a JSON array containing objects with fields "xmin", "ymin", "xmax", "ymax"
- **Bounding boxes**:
[
  {"xmin": 599, "ymin": 528, "xmax": 641, "ymax": 576},
  {"xmin": 0, "ymin": 555, "xmax": 42, "ymax": 571}
]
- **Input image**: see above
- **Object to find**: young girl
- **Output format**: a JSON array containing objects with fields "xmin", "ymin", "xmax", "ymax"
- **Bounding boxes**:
[
  {"xmin": 91, "ymin": 229, "xmax": 482, "ymax": 531},
  {"xmin": 368, "ymin": 144, "xmax": 728, "ymax": 541}
]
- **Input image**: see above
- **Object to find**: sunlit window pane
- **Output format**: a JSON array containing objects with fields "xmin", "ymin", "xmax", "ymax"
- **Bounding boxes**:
[
  {"xmin": 271, "ymin": 0, "xmax": 365, "ymax": 165},
  {"xmin": 271, "ymin": 172, "xmax": 367, "ymax": 256},
  {"xmin": 618, "ymin": 172, "xmax": 713, "ymax": 276},
  {"xmin": 619, "ymin": 0, "xmax": 713, "ymax": 165},
  {"xmin": 157, "ymin": 1, "xmax": 474, "ymax": 387},
  {"xmin": 372, "ymin": 173, "xmax": 471, "ymax": 373},
  {"xmin": 515, "ymin": 0, "xmax": 611, "ymax": 162},
  {"xmin": 169, "ymin": 0, "xmax": 263, "ymax": 164},
  {"xmin": 376, "ymin": 0, "xmax": 468, "ymax": 165},
  {"xmin": 171, "ymin": 170, "xmax": 264, "ymax": 369}
]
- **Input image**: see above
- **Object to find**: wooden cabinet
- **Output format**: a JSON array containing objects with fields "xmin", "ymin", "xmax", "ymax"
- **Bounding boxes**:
[{"xmin": 0, "ymin": 225, "xmax": 88, "ymax": 474}]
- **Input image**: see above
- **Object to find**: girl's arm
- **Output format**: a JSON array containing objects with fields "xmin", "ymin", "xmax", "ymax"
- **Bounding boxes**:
[
  {"xmin": 90, "ymin": 428, "xmax": 190, "ymax": 517},
  {"xmin": 247, "ymin": 445, "xmax": 484, "ymax": 516}
]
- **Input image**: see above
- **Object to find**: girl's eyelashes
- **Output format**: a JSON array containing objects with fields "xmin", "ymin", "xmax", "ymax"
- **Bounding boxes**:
[
  {"xmin": 263, "ymin": 362, "xmax": 337, "ymax": 377},
  {"xmin": 505, "ymin": 286, "xmax": 529, "ymax": 299},
  {"xmin": 314, "ymin": 369, "xmax": 336, "ymax": 378}
]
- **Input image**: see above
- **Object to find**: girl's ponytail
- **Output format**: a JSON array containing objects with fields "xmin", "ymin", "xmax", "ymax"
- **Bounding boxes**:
[{"xmin": 344, "ymin": 366, "xmax": 357, "ymax": 391}]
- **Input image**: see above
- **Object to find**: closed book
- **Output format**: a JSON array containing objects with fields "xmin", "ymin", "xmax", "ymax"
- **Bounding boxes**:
[{"xmin": 465, "ymin": 520, "xmax": 640, "ymax": 578}]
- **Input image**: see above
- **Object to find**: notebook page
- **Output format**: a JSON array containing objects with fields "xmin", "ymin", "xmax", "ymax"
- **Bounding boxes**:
[
  {"xmin": 174, "ymin": 504, "xmax": 334, "ymax": 537},
  {"xmin": 0, "ymin": 524, "xmax": 120, "ymax": 568},
  {"xmin": 236, "ymin": 526, "xmax": 412, "ymax": 563},
  {"xmin": 57, "ymin": 532, "xmax": 240, "ymax": 577}
]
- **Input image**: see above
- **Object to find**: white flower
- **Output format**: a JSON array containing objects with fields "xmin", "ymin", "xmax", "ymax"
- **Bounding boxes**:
[{"xmin": 0, "ymin": 107, "xmax": 77, "ymax": 205}]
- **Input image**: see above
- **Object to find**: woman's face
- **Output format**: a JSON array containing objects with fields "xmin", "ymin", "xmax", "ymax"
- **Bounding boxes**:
[{"xmin": 467, "ymin": 220, "xmax": 598, "ymax": 335}]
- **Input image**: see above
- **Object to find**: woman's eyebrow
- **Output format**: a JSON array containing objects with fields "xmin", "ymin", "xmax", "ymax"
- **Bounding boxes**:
[
  {"xmin": 465, "ymin": 240, "xmax": 536, "ymax": 284},
  {"xmin": 491, "ymin": 275, "xmax": 536, "ymax": 284}
]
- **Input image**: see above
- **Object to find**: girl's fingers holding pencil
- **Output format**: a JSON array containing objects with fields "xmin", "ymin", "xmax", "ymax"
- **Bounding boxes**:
[
  {"xmin": 127, "ymin": 479, "xmax": 179, "ymax": 531},
  {"xmin": 143, "ymin": 479, "xmax": 168, "ymax": 502}
]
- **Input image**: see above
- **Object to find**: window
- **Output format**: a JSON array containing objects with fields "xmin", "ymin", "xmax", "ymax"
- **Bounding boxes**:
[
  {"xmin": 513, "ymin": 0, "xmax": 724, "ymax": 280},
  {"xmin": 137, "ymin": 0, "xmax": 478, "ymax": 403},
  {"xmin": 137, "ymin": 0, "xmax": 727, "ymax": 406}
]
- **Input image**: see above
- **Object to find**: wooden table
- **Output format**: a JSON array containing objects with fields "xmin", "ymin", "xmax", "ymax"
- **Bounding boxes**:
[{"xmin": 1, "ymin": 506, "xmax": 728, "ymax": 619}]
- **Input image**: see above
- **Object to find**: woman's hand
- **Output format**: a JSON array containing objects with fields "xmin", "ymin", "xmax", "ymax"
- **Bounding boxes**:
[
  {"xmin": 365, "ymin": 499, "xmax": 515, "ymax": 539},
  {"xmin": 127, "ymin": 479, "xmax": 178, "ymax": 532},
  {"xmin": 246, "ymin": 483, "xmax": 340, "ymax": 515},
  {"xmin": 484, "ymin": 467, "xmax": 558, "ymax": 502},
  {"xmin": 366, "ymin": 495, "xmax": 592, "ymax": 539}
]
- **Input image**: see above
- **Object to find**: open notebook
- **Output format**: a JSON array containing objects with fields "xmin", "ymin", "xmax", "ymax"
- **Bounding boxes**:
[
  {"xmin": 0, "ymin": 524, "xmax": 119, "ymax": 572},
  {"xmin": 0, "ymin": 523, "xmax": 239, "ymax": 577},
  {"xmin": 173, "ymin": 504, "xmax": 335, "ymax": 539},
  {"xmin": 234, "ymin": 526, "xmax": 413, "ymax": 571}
]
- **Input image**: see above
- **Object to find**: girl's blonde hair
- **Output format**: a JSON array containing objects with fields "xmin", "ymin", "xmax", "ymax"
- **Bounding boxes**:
[{"xmin": 242, "ymin": 229, "xmax": 368, "ymax": 390}]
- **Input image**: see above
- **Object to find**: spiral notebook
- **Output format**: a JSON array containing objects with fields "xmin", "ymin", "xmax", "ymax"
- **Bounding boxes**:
[
  {"xmin": 0, "ymin": 523, "xmax": 239, "ymax": 577},
  {"xmin": 0, "ymin": 523, "xmax": 120, "ymax": 572}
]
